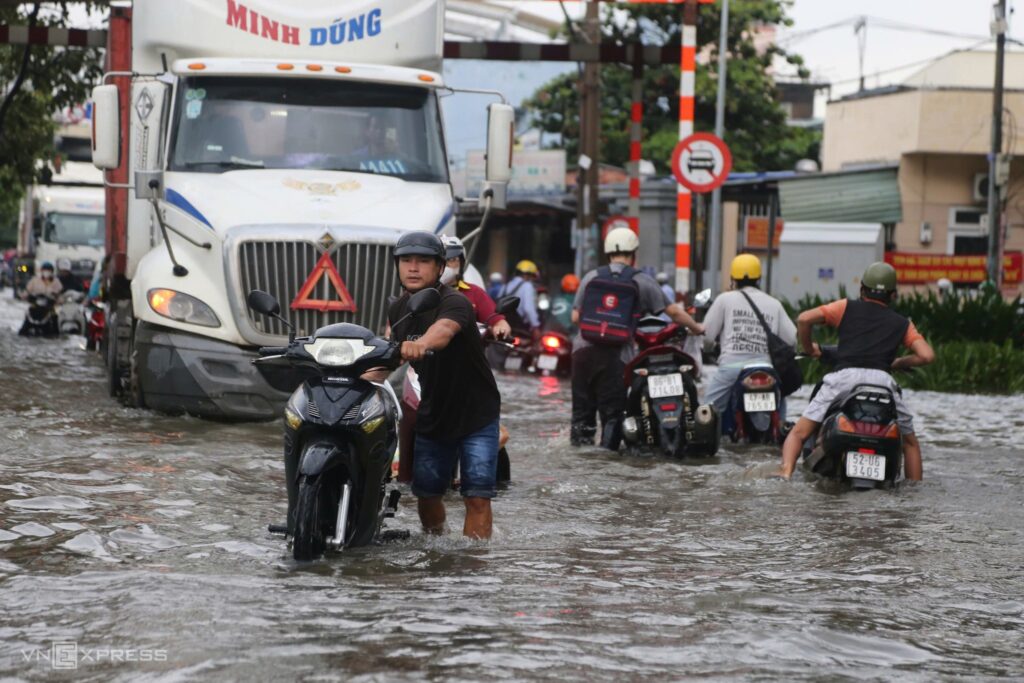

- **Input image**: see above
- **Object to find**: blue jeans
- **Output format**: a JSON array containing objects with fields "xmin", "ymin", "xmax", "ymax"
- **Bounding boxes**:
[
  {"xmin": 412, "ymin": 419, "xmax": 500, "ymax": 499},
  {"xmin": 705, "ymin": 363, "xmax": 789, "ymax": 427}
]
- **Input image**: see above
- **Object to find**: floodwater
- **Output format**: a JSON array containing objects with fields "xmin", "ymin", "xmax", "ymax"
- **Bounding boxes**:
[{"xmin": 1, "ymin": 294, "xmax": 1022, "ymax": 682}]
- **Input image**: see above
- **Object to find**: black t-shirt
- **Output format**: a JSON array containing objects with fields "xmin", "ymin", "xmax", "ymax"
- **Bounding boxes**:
[{"xmin": 389, "ymin": 285, "xmax": 501, "ymax": 439}]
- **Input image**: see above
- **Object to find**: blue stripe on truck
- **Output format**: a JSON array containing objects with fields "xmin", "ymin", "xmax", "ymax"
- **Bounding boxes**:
[{"xmin": 165, "ymin": 188, "xmax": 213, "ymax": 229}]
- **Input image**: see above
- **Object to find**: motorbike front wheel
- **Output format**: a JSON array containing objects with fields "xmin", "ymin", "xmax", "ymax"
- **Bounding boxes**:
[{"xmin": 292, "ymin": 475, "xmax": 329, "ymax": 561}]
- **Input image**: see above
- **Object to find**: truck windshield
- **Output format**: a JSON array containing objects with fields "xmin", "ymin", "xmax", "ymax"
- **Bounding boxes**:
[
  {"xmin": 168, "ymin": 76, "xmax": 448, "ymax": 183},
  {"xmin": 44, "ymin": 212, "xmax": 104, "ymax": 247}
]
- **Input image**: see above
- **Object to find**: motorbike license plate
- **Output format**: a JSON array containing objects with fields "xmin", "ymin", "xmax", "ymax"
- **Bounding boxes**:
[
  {"xmin": 743, "ymin": 392, "xmax": 777, "ymax": 413},
  {"xmin": 537, "ymin": 354, "xmax": 559, "ymax": 371},
  {"xmin": 648, "ymin": 373, "xmax": 684, "ymax": 399},
  {"xmin": 845, "ymin": 452, "xmax": 886, "ymax": 481},
  {"xmin": 504, "ymin": 355, "xmax": 523, "ymax": 371}
]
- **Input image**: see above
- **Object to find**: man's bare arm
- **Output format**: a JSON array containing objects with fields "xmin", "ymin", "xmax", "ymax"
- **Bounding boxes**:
[{"xmin": 796, "ymin": 308, "xmax": 825, "ymax": 357}]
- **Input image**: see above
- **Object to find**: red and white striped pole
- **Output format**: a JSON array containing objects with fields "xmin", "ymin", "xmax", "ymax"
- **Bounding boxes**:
[
  {"xmin": 628, "ymin": 58, "xmax": 643, "ymax": 232},
  {"xmin": 676, "ymin": 0, "xmax": 698, "ymax": 292}
]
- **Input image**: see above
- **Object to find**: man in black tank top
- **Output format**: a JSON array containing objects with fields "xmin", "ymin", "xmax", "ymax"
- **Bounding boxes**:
[{"xmin": 778, "ymin": 263, "xmax": 935, "ymax": 481}]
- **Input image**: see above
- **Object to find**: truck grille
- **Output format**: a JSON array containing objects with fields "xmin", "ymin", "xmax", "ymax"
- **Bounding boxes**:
[{"xmin": 238, "ymin": 241, "xmax": 400, "ymax": 338}]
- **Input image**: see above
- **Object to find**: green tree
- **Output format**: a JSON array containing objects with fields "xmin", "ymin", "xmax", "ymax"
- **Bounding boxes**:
[
  {"xmin": 524, "ymin": 0, "xmax": 820, "ymax": 173},
  {"xmin": 0, "ymin": 2, "xmax": 104, "ymax": 246}
]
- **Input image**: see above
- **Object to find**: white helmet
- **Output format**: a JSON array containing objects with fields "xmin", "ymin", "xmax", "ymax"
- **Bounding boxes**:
[
  {"xmin": 57, "ymin": 257, "xmax": 72, "ymax": 271},
  {"xmin": 604, "ymin": 227, "xmax": 639, "ymax": 255},
  {"xmin": 489, "ymin": 272, "xmax": 503, "ymax": 283},
  {"xmin": 440, "ymin": 234, "xmax": 465, "ymax": 261}
]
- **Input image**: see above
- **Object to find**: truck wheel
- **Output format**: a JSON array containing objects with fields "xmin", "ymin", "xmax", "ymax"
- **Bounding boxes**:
[
  {"xmin": 126, "ymin": 340, "xmax": 146, "ymax": 409},
  {"xmin": 292, "ymin": 476, "xmax": 328, "ymax": 562},
  {"xmin": 105, "ymin": 309, "xmax": 121, "ymax": 398}
]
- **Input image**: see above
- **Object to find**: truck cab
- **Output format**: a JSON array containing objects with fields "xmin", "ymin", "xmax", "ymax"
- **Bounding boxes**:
[{"xmin": 90, "ymin": 1, "xmax": 511, "ymax": 420}]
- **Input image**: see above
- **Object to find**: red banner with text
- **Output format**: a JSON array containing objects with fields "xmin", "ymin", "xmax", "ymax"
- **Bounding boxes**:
[{"xmin": 884, "ymin": 252, "xmax": 1023, "ymax": 284}]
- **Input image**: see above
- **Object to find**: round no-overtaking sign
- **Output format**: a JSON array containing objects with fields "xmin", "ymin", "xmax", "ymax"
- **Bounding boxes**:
[{"xmin": 671, "ymin": 133, "xmax": 732, "ymax": 193}]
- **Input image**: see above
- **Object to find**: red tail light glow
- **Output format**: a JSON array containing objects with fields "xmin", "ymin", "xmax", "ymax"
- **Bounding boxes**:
[
  {"xmin": 659, "ymin": 403, "xmax": 677, "ymax": 411},
  {"xmin": 511, "ymin": 337, "xmax": 521, "ymax": 347},
  {"xmin": 542, "ymin": 335, "xmax": 561, "ymax": 350},
  {"xmin": 838, "ymin": 415, "xmax": 900, "ymax": 438},
  {"xmin": 741, "ymin": 371, "xmax": 776, "ymax": 390}
]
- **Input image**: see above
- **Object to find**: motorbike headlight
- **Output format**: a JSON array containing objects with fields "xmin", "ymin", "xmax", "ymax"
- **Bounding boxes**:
[
  {"xmin": 147, "ymin": 289, "xmax": 220, "ymax": 327},
  {"xmin": 303, "ymin": 338, "xmax": 373, "ymax": 367}
]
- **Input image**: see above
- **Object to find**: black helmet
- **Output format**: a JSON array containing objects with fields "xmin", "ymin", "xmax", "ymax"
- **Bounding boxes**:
[{"xmin": 394, "ymin": 231, "xmax": 445, "ymax": 262}]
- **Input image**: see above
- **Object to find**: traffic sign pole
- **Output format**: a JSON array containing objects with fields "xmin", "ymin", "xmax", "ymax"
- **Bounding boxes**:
[{"xmin": 676, "ymin": 0, "xmax": 698, "ymax": 294}]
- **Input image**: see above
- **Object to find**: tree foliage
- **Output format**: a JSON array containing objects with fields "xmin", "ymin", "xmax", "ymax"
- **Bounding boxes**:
[
  {"xmin": 0, "ymin": 3, "xmax": 105, "ymax": 245},
  {"xmin": 524, "ymin": 0, "xmax": 820, "ymax": 173}
]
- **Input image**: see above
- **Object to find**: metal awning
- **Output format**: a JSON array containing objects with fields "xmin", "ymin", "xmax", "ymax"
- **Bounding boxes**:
[{"xmin": 777, "ymin": 165, "xmax": 902, "ymax": 224}]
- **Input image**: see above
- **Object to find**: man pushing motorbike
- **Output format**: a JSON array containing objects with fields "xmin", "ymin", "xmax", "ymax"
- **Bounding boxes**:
[
  {"xmin": 388, "ymin": 232, "xmax": 502, "ymax": 539},
  {"xmin": 778, "ymin": 262, "xmax": 934, "ymax": 481}
]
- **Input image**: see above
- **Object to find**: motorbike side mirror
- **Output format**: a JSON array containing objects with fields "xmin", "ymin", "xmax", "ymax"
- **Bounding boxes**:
[
  {"xmin": 496, "ymin": 295, "xmax": 520, "ymax": 315},
  {"xmin": 247, "ymin": 289, "xmax": 280, "ymax": 316},
  {"xmin": 694, "ymin": 288, "xmax": 712, "ymax": 307},
  {"xmin": 408, "ymin": 287, "xmax": 441, "ymax": 315},
  {"xmin": 247, "ymin": 289, "xmax": 295, "ymax": 340}
]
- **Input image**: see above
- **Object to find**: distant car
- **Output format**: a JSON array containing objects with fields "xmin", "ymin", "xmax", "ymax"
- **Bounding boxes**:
[{"xmin": 687, "ymin": 149, "xmax": 716, "ymax": 173}]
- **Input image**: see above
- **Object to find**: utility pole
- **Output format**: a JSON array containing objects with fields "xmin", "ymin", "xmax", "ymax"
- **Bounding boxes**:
[
  {"xmin": 578, "ymin": 0, "xmax": 601, "ymax": 272},
  {"xmin": 986, "ymin": 0, "xmax": 1007, "ymax": 287},
  {"xmin": 707, "ymin": 0, "xmax": 729, "ymax": 293}
]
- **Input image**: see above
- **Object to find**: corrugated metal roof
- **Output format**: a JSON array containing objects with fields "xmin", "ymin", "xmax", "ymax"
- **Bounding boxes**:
[{"xmin": 777, "ymin": 166, "xmax": 902, "ymax": 223}]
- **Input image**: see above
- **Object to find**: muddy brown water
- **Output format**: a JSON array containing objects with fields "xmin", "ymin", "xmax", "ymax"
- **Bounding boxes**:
[{"xmin": 1, "ymin": 295, "xmax": 1022, "ymax": 681}]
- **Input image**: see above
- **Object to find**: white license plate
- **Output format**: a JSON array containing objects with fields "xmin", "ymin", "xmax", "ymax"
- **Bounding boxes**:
[
  {"xmin": 504, "ymin": 355, "xmax": 523, "ymax": 371},
  {"xmin": 537, "ymin": 354, "xmax": 559, "ymax": 371},
  {"xmin": 845, "ymin": 452, "xmax": 886, "ymax": 481},
  {"xmin": 648, "ymin": 373, "xmax": 684, "ymax": 399},
  {"xmin": 743, "ymin": 392, "xmax": 777, "ymax": 413}
]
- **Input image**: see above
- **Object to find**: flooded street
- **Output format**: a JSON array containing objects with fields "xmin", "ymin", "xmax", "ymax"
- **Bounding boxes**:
[{"xmin": 1, "ymin": 294, "xmax": 1022, "ymax": 681}]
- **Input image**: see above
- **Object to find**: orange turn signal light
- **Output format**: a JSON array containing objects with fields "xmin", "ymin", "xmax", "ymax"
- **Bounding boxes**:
[
  {"xmin": 418, "ymin": 74, "xmax": 435, "ymax": 82},
  {"xmin": 335, "ymin": 66, "xmax": 352, "ymax": 74},
  {"xmin": 277, "ymin": 63, "xmax": 294, "ymax": 71},
  {"xmin": 306, "ymin": 64, "xmax": 323, "ymax": 72},
  {"xmin": 187, "ymin": 63, "xmax": 206, "ymax": 71}
]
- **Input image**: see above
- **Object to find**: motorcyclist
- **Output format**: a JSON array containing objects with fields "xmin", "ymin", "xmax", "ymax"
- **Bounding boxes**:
[
  {"xmin": 440, "ymin": 235, "xmax": 511, "ymax": 340},
  {"xmin": 778, "ymin": 262, "xmax": 934, "ymax": 481},
  {"xmin": 499, "ymin": 260, "xmax": 542, "ymax": 342},
  {"xmin": 549, "ymin": 273, "xmax": 578, "ymax": 334},
  {"xmin": 570, "ymin": 227, "xmax": 704, "ymax": 449},
  {"xmin": 56, "ymin": 258, "xmax": 84, "ymax": 293},
  {"xmin": 702, "ymin": 254, "xmax": 797, "ymax": 421},
  {"xmin": 388, "ymin": 231, "xmax": 502, "ymax": 539},
  {"xmin": 656, "ymin": 272, "xmax": 676, "ymax": 305},
  {"xmin": 487, "ymin": 272, "xmax": 504, "ymax": 301},
  {"xmin": 22, "ymin": 261, "xmax": 63, "ymax": 299}
]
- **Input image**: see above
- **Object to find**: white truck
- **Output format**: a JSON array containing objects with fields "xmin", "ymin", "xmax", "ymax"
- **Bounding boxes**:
[
  {"xmin": 16, "ymin": 162, "xmax": 105, "ymax": 290},
  {"xmin": 91, "ymin": 0, "xmax": 512, "ymax": 419}
]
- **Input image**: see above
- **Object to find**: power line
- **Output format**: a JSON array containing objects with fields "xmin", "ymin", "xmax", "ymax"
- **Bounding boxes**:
[
  {"xmin": 823, "ymin": 38, "xmax": 994, "ymax": 88},
  {"xmin": 778, "ymin": 14, "xmax": 1002, "ymax": 46}
]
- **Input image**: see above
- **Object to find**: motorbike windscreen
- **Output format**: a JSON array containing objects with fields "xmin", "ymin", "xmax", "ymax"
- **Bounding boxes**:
[
  {"xmin": 44, "ymin": 213, "xmax": 104, "ymax": 247},
  {"xmin": 168, "ymin": 76, "xmax": 448, "ymax": 183}
]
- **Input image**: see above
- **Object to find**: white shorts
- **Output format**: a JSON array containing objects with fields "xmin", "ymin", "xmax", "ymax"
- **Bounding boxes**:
[{"xmin": 802, "ymin": 368, "xmax": 914, "ymax": 434}]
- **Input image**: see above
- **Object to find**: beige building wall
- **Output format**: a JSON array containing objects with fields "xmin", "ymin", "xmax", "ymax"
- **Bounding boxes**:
[{"xmin": 823, "ymin": 88, "xmax": 1024, "ymax": 263}]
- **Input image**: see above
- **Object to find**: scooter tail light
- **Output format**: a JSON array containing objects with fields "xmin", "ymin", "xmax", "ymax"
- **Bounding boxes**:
[
  {"xmin": 837, "ymin": 415, "xmax": 856, "ymax": 433},
  {"xmin": 541, "ymin": 335, "xmax": 561, "ymax": 350},
  {"xmin": 741, "ymin": 371, "xmax": 775, "ymax": 390},
  {"xmin": 884, "ymin": 423, "xmax": 900, "ymax": 439}
]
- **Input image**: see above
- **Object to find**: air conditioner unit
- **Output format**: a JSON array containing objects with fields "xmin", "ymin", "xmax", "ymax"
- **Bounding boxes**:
[{"xmin": 973, "ymin": 173, "xmax": 989, "ymax": 202}]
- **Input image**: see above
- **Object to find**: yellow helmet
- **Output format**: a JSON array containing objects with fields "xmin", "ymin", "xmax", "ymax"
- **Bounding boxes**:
[
  {"xmin": 730, "ymin": 253, "xmax": 762, "ymax": 281},
  {"xmin": 515, "ymin": 259, "xmax": 539, "ymax": 275}
]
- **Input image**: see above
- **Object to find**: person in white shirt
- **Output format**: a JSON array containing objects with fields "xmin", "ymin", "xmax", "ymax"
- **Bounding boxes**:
[{"xmin": 702, "ymin": 254, "xmax": 797, "ymax": 421}]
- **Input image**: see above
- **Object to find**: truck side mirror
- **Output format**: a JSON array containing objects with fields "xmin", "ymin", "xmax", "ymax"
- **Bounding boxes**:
[
  {"xmin": 483, "ymin": 102, "xmax": 514, "ymax": 210},
  {"xmin": 91, "ymin": 85, "xmax": 120, "ymax": 170}
]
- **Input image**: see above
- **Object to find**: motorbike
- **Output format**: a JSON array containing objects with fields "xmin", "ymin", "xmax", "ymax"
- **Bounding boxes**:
[
  {"xmin": 58, "ymin": 290, "xmax": 86, "ymax": 335},
  {"xmin": 248, "ymin": 287, "xmax": 441, "ymax": 561},
  {"xmin": 19, "ymin": 294, "xmax": 60, "ymax": 337},
  {"xmin": 800, "ymin": 346, "xmax": 903, "ymax": 489},
  {"xmin": 622, "ymin": 315, "xmax": 719, "ymax": 457},
  {"xmin": 722, "ymin": 363, "xmax": 787, "ymax": 444},
  {"xmin": 84, "ymin": 299, "xmax": 106, "ymax": 352},
  {"xmin": 486, "ymin": 326, "xmax": 537, "ymax": 373},
  {"xmin": 534, "ymin": 329, "xmax": 572, "ymax": 377}
]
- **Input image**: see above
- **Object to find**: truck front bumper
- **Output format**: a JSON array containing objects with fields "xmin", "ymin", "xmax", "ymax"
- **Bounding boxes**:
[{"xmin": 135, "ymin": 321, "xmax": 293, "ymax": 421}]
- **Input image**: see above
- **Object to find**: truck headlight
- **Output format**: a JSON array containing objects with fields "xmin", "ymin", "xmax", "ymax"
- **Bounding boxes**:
[
  {"xmin": 147, "ymin": 289, "xmax": 220, "ymax": 327},
  {"xmin": 303, "ymin": 338, "xmax": 373, "ymax": 367}
]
